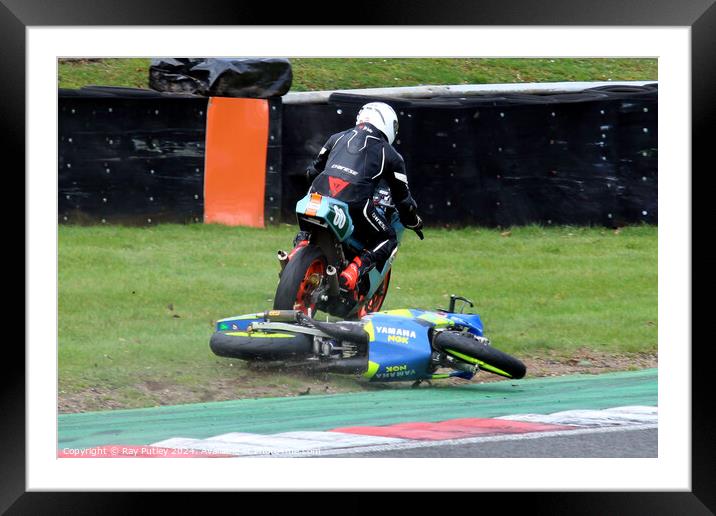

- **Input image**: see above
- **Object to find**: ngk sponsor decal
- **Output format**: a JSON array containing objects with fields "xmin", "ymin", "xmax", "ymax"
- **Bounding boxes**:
[
  {"xmin": 376, "ymin": 326, "xmax": 417, "ymax": 344},
  {"xmin": 375, "ymin": 364, "xmax": 416, "ymax": 379}
]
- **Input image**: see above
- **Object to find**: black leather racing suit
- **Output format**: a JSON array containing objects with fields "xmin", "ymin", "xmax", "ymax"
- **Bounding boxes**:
[{"xmin": 301, "ymin": 122, "xmax": 421, "ymax": 272}]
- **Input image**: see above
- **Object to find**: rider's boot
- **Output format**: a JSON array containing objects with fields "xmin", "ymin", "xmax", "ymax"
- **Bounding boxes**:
[{"xmin": 339, "ymin": 253, "xmax": 374, "ymax": 295}]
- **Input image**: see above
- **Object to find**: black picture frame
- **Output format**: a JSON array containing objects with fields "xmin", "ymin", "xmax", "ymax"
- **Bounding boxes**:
[{"xmin": 9, "ymin": 0, "xmax": 709, "ymax": 513}]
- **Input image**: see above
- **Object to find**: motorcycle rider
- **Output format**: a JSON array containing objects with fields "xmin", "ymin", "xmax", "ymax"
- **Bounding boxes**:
[{"xmin": 292, "ymin": 102, "xmax": 424, "ymax": 297}]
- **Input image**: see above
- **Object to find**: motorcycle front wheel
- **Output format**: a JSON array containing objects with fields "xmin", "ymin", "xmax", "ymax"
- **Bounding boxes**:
[{"xmin": 433, "ymin": 330, "xmax": 526, "ymax": 379}]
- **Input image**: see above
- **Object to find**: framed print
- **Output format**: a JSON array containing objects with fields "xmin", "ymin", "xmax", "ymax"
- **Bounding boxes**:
[{"xmin": 10, "ymin": 0, "xmax": 710, "ymax": 512}]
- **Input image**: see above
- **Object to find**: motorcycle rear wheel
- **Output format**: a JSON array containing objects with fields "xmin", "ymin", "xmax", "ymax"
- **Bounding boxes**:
[
  {"xmin": 273, "ymin": 244, "xmax": 327, "ymax": 315},
  {"xmin": 366, "ymin": 269, "xmax": 391, "ymax": 313},
  {"xmin": 210, "ymin": 330, "xmax": 314, "ymax": 361},
  {"xmin": 433, "ymin": 330, "xmax": 526, "ymax": 379}
]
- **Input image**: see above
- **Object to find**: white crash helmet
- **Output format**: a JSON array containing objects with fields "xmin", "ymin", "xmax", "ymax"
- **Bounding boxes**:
[{"xmin": 356, "ymin": 102, "xmax": 399, "ymax": 145}]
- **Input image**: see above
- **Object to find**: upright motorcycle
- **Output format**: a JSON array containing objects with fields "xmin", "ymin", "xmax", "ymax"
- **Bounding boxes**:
[{"xmin": 274, "ymin": 185, "xmax": 415, "ymax": 319}]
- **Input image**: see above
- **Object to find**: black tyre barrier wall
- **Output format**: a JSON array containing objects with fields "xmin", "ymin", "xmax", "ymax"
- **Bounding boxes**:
[
  {"xmin": 59, "ymin": 87, "xmax": 208, "ymax": 225},
  {"xmin": 58, "ymin": 84, "xmax": 657, "ymax": 228},
  {"xmin": 280, "ymin": 84, "xmax": 658, "ymax": 227}
]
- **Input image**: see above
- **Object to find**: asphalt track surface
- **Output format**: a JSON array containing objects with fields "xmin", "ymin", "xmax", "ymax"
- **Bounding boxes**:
[{"xmin": 321, "ymin": 427, "xmax": 657, "ymax": 458}]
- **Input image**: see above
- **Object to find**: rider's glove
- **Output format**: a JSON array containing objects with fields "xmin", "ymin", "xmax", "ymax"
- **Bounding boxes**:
[
  {"xmin": 397, "ymin": 196, "xmax": 417, "ymax": 221},
  {"xmin": 397, "ymin": 196, "xmax": 424, "ymax": 240},
  {"xmin": 305, "ymin": 166, "xmax": 320, "ymax": 183},
  {"xmin": 404, "ymin": 214, "xmax": 424, "ymax": 240}
]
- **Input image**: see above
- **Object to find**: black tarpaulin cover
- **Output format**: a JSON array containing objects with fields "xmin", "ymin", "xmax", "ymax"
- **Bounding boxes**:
[{"xmin": 149, "ymin": 58, "xmax": 293, "ymax": 98}]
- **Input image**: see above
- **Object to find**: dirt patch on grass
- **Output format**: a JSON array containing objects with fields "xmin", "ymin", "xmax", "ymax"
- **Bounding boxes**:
[
  {"xmin": 525, "ymin": 347, "xmax": 657, "ymax": 378},
  {"xmin": 58, "ymin": 349, "xmax": 657, "ymax": 414},
  {"xmin": 58, "ymin": 369, "xmax": 361, "ymax": 413},
  {"xmin": 59, "ymin": 386, "xmax": 132, "ymax": 414}
]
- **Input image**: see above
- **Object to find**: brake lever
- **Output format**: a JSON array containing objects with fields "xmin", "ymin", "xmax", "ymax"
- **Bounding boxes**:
[{"xmin": 448, "ymin": 295, "xmax": 474, "ymax": 313}]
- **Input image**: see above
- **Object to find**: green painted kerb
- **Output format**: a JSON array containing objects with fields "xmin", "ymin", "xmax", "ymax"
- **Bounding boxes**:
[{"xmin": 58, "ymin": 369, "xmax": 657, "ymax": 450}]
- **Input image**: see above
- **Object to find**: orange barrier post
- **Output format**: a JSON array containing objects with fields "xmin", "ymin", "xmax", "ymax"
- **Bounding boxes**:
[{"xmin": 203, "ymin": 97, "xmax": 269, "ymax": 227}]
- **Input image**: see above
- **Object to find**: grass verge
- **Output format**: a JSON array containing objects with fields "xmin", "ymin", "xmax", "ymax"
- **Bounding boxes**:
[
  {"xmin": 58, "ymin": 223, "xmax": 657, "ymax": 412},
  {"xmin": 58, "ymin": 58, "xmax": 657, "ymax": 91}
]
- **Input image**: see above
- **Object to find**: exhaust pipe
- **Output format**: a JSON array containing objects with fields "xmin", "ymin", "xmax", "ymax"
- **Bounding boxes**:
[
  {"xmin": 309, "ymin": 319, "xmax": 369, "ymax": 346},
  {"xmin": 277, "ymin": 250, "xmax": 289, "ymax": 272},
  {"xmin": 312, "ymin": 357, "xmax": 368, "ymax": 375},
  {"xmin": 262, "ymin": 310, "xmax": 299, "ymax": 323},
  {"xmin": 326, "ymin": 265, "xmax": 339, "ymax": 296}
]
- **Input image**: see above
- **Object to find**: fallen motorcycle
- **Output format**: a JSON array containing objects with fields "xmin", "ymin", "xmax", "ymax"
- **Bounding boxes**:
[{"xmin": 210, "ymin": 295, "xmax": 526, "ymax": 384}]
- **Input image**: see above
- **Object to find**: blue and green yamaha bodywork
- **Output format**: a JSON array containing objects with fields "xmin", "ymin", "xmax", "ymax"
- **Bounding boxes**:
[
  {"xmin": 215, "ymin": 307, "xmax": 486, "ymax": 383},
  {"xmin": 359, "ymin": 309, "xmax": 483, "ymax": 382}
]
